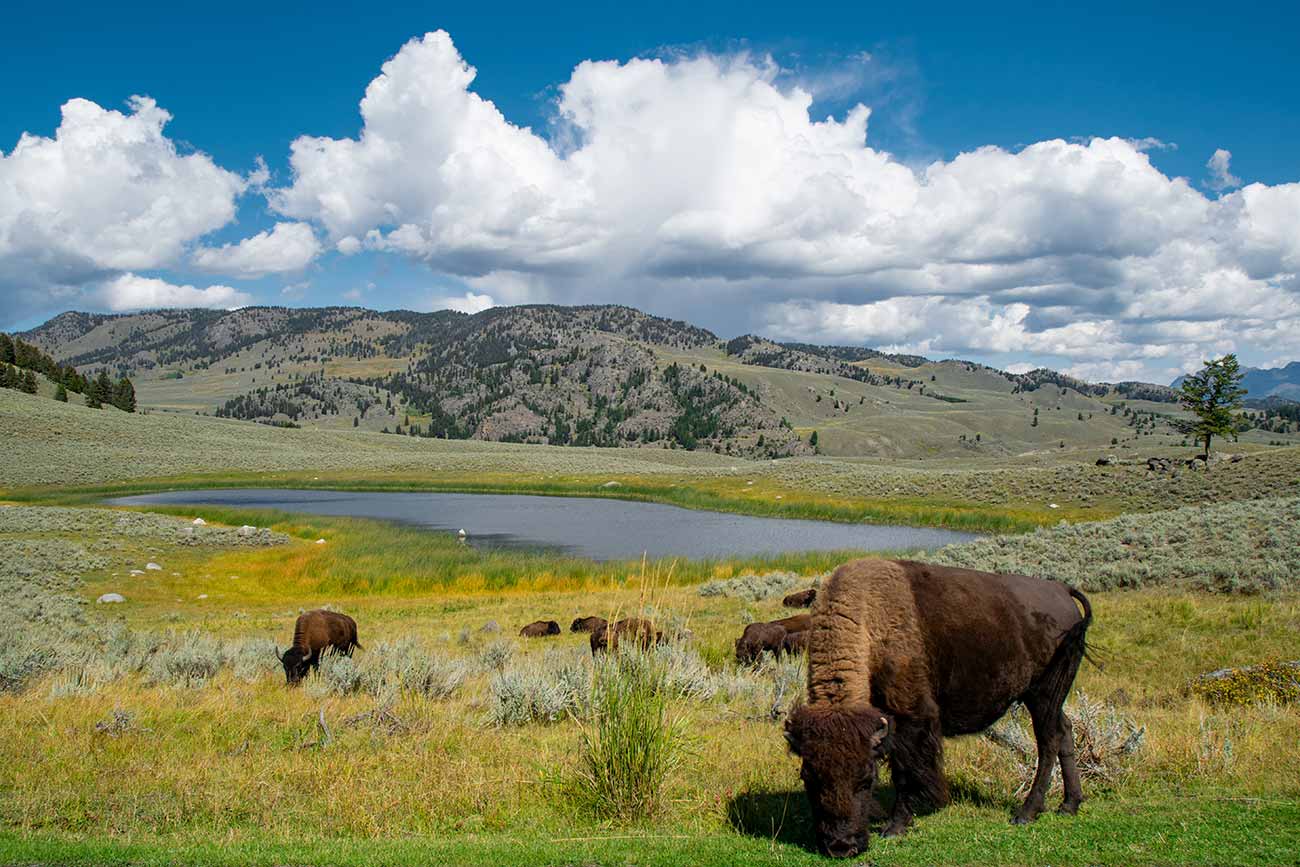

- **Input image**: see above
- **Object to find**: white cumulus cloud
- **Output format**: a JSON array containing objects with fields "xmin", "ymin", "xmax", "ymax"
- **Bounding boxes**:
[
  {"xmin": 96, "ymin": 273, "xmax": 252, "ymax": 312},
  {"xmin": 431, "ymin": 291, "xmax": 496, "ymax": 314},
  {"xmin": 268, "ymin": 31, "xmax": 1300, "ymax": 381},
  {"xmin": 0, "ymin": 96, "xmax": 245, "ymax": 290},
  {"xmin": 192, "ymin": 222, "xmax": 322, "ymax": 277},
  {"xmin": 1205, "ymin": 148, "xmax": 1241, "ymax": 192}
]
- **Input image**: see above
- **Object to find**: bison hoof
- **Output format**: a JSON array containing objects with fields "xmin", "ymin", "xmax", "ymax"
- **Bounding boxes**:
[
  {"xmin": 1057, "ymin": 801, "xmax": 1081, "ymax": 816},
  {"xmin": 1011, "ymin": 811, "xmax": 1040, "ymax": 826},
  {"xmin": 880, "ymin": 819, "xmax": 910, "ymax": 838}
]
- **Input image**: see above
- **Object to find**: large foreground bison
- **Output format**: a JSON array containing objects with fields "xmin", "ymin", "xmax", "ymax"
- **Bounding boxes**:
[
  {"xmin": 277, "ymin": 610, "xmax": 361, "ymax": 685},
  {"xmin": 784, "ymin": 559, "xmax": 1091, "ymax": 858}
]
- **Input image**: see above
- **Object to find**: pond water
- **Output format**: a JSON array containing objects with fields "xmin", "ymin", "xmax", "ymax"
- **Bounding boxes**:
[{"xmin": 108, "ymin": 489, "xmax": 980, "ymax": 562}]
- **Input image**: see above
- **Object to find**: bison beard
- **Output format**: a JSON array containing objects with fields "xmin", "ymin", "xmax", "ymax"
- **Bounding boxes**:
[{"xmin": 784, "ymin": 559, "xmax": 1091, "ymax": 857}]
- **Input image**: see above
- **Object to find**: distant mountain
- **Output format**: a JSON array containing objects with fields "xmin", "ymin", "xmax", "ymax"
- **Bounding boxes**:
[
  {"xmin": 1172, "ymin": 362, "xmax": 1300, "ymax": 401},
  {"xmin": 27, "ymin": 302, "xmax": 1281, "ymax": 459}
]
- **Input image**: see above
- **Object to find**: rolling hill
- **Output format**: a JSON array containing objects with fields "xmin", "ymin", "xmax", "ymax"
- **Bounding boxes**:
[{"xmin": 18, "ymin": 304, "xmax": 1300, "ymax": 460}]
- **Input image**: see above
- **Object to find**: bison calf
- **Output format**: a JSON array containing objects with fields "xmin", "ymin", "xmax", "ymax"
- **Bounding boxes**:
[
  {"xmin": 570, "ymin": 615, "xmax": 607, "ymax": 634},
  {"xmin": 783, "ymin": 588, "xmax": 817, "ymax": 608},
  {"xmin": 277, "ymin": 610, "xmax": 361, "ymax": 685},
  {"xmin": 520, "ymin": 620, "xmax": 561, "ymax": 638},
  {"xmin": 735, "ymin": 622, "xmax": 788, "ymax": 666}
]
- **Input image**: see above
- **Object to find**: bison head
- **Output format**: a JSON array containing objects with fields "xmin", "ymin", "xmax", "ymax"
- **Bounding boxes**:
[
  {"xmin": 785, "ymin": 703, "xmax": 892, "ymax": 858},
  {"xmin": 545, "ymin": 620, "xmax": 561, "ymax": 635},
  {"xmin": 277, "ymin": 646, "xmax": 310, "ymax": 685}
]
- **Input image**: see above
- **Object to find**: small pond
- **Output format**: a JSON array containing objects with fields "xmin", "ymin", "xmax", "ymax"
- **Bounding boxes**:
[{"xmin": 108, "ymin": 489, "xmax": 980, "ymax": 562}]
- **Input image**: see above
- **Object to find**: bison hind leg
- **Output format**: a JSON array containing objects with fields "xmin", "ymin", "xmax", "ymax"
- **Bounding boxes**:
[{"xmin": 1057, "ymin": 711, "xmax": 1084, "ymax": 815}]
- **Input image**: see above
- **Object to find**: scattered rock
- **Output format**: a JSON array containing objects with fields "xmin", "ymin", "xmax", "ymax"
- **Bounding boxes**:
[
  {"xmin": 97, "ymin": 593, "xmax": 125, "ymax": 604},
  {"xmin": 192, "ymin": 517, "xmax": 206, "ymax": 526},
  {"xmin": 601, "ymin": 480, "xmax": 621, "ymax": 488},
  {"xmin": 129, "ymin": 569, "xmax": 144, "ymax": 576},
  {"xmin": 238, "ymin": 525, "xmax": 257, "ymax": 537},
  {"xmin": 315, "ymin": 538, "xmax": 327, "ymax": 544},
  {"xmin": 1096, "ymin": 456, "xmax": 1118, "ymax": 466},
  {"xmin": 146, "ymin": 562, "xmax": 162, "ymax": 571},
  {"xmin": 1048, "ymin": 503, "xmax": 1060, "ymax": 509},
  {"xmin": 197, "ymin": 594, "xmax": 208, "ymax": 600}
]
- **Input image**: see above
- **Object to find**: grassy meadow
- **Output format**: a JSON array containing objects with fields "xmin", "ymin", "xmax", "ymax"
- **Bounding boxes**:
[{"xmin": 2, "ymin": 388, "xmax": 1299, "ymax": 865}]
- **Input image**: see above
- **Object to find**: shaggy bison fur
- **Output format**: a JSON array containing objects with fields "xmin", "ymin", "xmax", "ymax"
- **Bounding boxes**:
[
  {"xmin": 783, "ymin": 588, "xmax": 817, "ymax": 608},
  {"xmin": 735, "ymin": 622, "xmax": 788, "ymax": 666},
  {"xmin": 277, "ymin": 610, "xmax": 361, "ymax": 685},
  {"xmin": 784, "ymin": 559, "xmax": 1092, "ymax": 858},
  {"xmin": 589, "ymin": 617, "xmax": 663, "ymax": 654},
  {"xmin": 519, "ymin": 620, "xmax": 561, "ymax": 638},
  {"xmin": 570, "ymin": 615, "xmax": 607, "ymax": 634}
]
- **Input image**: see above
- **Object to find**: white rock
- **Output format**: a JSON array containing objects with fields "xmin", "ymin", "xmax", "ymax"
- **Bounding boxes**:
[
  {"xmin": 458, "ymin": 529, "xmax": 467, "ymax": 537},
  {"xmin": 238, "ymin": 525, "xmax": 257, "ymax": 537},
  {"xmin": 602, "ymin": 480, "xmax": 621, "ymax": 488},
  {"xmin": 775, "ymin": 495, "xmax": 783, "ymax": 499},
  {"xmin": 192, "ymin": 517, "xmax": 206, "ymax": 526},
  {"xmin": 197, "ymin": 594, "xmax": 208, "ymax": 600},
  {"xmin": 146, "ymin": 562, "xmax": 162, "ymax": 571},
  {"xmin": 315, "ymin": 538, "xmax": 327, "ymax": 544},
  {"xmin": 129, "ymin": 569, "xmax": 145, "ymax": 576},
  {"xmin": 97, "ymin": 593, "xmax": 125, "ymax": 604},
  {"xmin": 1048, "ymin": 503, "xmax": 1060, "ymax": 509}
]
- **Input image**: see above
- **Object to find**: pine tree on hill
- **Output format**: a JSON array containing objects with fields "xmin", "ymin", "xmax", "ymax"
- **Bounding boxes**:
[
  {"xmin": 20, "ymin": 370, "xmax": 38, "ymax": 394},
  {"xmin": 0, "ymin": 333, "xmax": 14, "ymax": 365},
  {"xmin": 55, "ymin": 382, "xmax": 68, "ymax": 402},
  {"xmin": 112, "ymin": 376, "xmax": 137, "ymax": 413},
  {"xmin": 0, "ymin": 364, "xmax": 15, "ymax": 390}
]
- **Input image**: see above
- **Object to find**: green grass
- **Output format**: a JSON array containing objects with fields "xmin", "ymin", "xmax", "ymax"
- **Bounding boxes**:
[{"xmin": 0, "ymin": 799, "xmax": 1295, "ymax": 866}]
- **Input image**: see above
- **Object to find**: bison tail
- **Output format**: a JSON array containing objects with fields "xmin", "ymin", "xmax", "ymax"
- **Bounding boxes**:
[{"xmin": 1067, "ymin": 587, "xmax": 1092, "ymax": 628}]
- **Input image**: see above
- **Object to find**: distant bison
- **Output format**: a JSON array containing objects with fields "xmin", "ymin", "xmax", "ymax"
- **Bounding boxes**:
[
  {"xmin": 570, "ymin": 615, "xmax": 607, "ymax": 634},
  {"xmin": 771, "ymin": 612, "xmax": 811, "ymax": 634},
  {"xmin": 590, "ymin": 617, "xmax": 663, "ymax": 654},
  {"xmin": 735, "ymin": 622, "xmax": 788, "ymax": 666},
  {"xmin": 781, "ymin": 628, "xmax": 808, "ymax": 656},
  {"xmin": 784, "ymin": 559, "xmax": 1092, "ymax": 858},
  {"xmin": 277, "ymin": 610, "xmax": 361, "ymax": 685},
  {"xmin": 520, "ymin": 620, "xmax": 561, "ymax": 638},
  {"xmin": 783, "ymin": 588, "xmax": 817, "ymax": 608}
]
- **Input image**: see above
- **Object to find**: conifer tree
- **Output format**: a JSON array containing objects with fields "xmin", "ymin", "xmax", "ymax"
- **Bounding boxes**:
[
  {"xmin": 55, "ymin": 382, "xmax": 68, "ymax": 402},
  {"xmin": 20, "ymin": 370, "xmax": 38, "ymax": 394},
  {"xmin": 112, "ymin": 376, "xmax": 137, "ymax": 412}
]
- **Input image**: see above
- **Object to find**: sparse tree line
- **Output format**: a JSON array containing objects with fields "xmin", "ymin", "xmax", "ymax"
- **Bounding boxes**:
[{"xmin": 0, "ymin": 332, "xmax": 135, "ymax": 411}]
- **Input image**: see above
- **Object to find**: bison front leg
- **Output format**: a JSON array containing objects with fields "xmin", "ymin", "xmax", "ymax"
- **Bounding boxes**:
[{"xmin": 882, "ymin": 715, "xmax": 947, "ymax": 838}]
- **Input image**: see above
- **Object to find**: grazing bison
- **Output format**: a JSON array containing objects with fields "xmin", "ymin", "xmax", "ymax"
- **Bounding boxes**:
[
  {"xmin": 735, "ymin": 622, "xmax": 788, "ymax": 666},
  {"xmin": 771, "ymin": 612, "xmax": 811, "ymax": 634},
  {"xmin": 783, "ymin": 588, "xmax": 817, "ymax": 608},
  {"xmin": 781, "ymin": 628, "xmax": 808, "ymax": 656},
  {"xmin": 570, "ymin": 615, "xmax": 607, "ymax": 634},
  {"xmin": 520, "ymin": 620, "xmax": 561, "ymax": 638},
  {"xmin": 277, "ymin": 610, "xmax": 361, "ymax": 685},
  {"xmin": 589, "ymin": 617, "xmax": 663, "ymax": 654},
  {"xmin": 784, "ymin": 559, "xmax": 1092, "ymax": 858}
]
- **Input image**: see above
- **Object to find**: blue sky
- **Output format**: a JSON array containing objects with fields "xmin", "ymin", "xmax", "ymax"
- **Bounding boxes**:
[{"xmin": 2, "ymin": 0, "xmax": 1297, "ymax": 382}]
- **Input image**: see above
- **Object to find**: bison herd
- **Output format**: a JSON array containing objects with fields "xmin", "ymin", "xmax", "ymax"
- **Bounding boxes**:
[{"xmin": 275, "ymin": 558, "xmax": 1092, "ymax": 857}]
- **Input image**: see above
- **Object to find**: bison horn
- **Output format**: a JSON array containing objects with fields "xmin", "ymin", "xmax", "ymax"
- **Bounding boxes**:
[{"xmin": 274, "ymin": 645, "xmax": 284, "ymax": 662}]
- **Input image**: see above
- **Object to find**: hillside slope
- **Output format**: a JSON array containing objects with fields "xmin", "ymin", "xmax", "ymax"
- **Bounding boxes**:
[{"xmin": 20, "ymin": 304, "xmax": 1300, "ymax": 459}]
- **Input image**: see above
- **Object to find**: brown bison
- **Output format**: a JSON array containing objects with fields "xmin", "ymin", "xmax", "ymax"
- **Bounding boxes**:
[
  {"xmin": 784, "ymin": 559, "xmax": 1092, "ymax": 858},
  {"xmin": 520, "ymin": 620, "xmax": 561, "ymax": 638},
  {"xmin": 781, "ymin": 628, "xmax": 808, "ymax": 656},
  {"xmin": 735, "ymin": 622, "xmax": 788, "ymax": 666},
  {"xmin": 771, "ymin": 612, "xmax": 811, "ymax": 634},
  {"xmin": 277, "ymin": 610, "xmax": 361, "ymax": 685},
  {"xmin": 589, "ymin": 617, "xmax": 663, "ymax": 654},
  {"xmin": 570, "ymin": 615, "xmax": 607, "ymax": 634},
  {"xmin": 783, "ymin": 588, "xmax": 817, "ymax": 608}
]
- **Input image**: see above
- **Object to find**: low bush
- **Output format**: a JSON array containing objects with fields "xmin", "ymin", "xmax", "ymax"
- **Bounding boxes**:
[{"xmin": 1190, "ymin": 660, "xmax": 1300, "ymax": 707}]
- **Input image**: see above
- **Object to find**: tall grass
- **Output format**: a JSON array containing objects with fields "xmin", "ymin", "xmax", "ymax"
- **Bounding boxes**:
[{"xmin": 570, "ymin": 647, "xmax": 687, "ymax": 821}]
